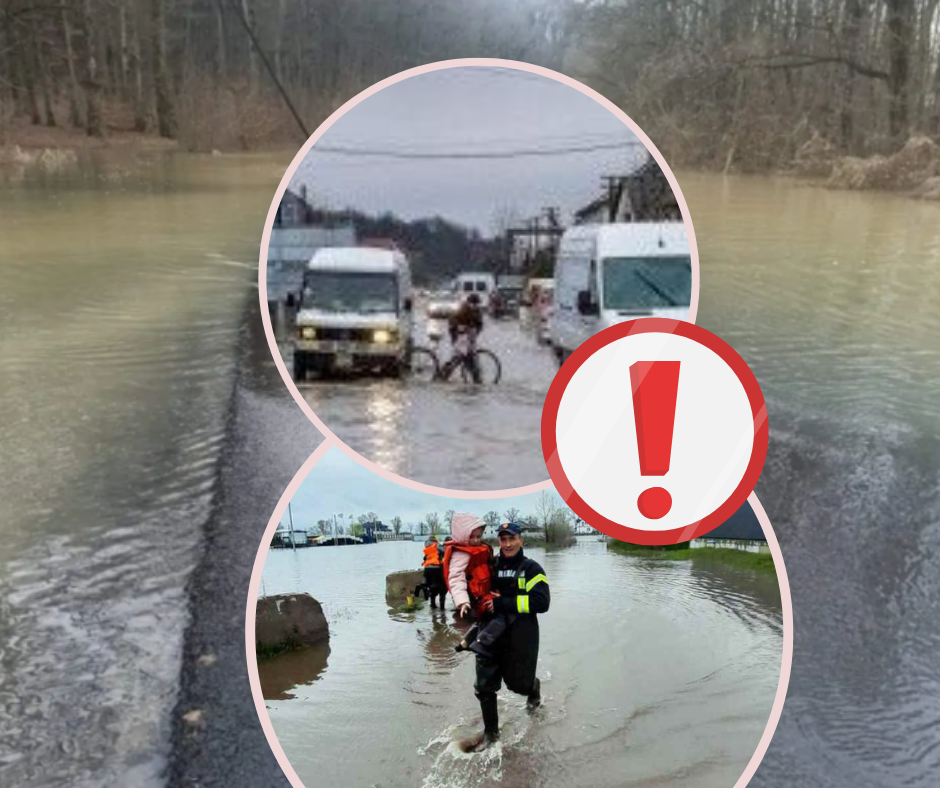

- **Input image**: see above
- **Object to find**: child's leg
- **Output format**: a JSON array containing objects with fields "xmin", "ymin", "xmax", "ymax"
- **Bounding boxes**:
[
  {"xmin": 476, "ymin": 614, "xmax": 512, "ymax": 647},
  {"xmin": 455, "ymin": 624, "xmax": 480, "ymax": 652},
  {"xmin": 463, "ymin": 624, "xmax": 479, "ymax": 646}
]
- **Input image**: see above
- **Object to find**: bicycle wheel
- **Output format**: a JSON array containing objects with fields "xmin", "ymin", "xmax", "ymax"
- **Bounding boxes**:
[
  {"xmin": 406, "ymin": 346, "xmax": 440, "ymax": 382},
  {"xmin": 461, "ymin": 348, "xmax": 501, "ymax": 385}
]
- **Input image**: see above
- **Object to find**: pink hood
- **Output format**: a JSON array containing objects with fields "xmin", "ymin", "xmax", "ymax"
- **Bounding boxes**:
[{"xmin": 450, "ymin": 512, "xmax": 486, "ymax": 545}]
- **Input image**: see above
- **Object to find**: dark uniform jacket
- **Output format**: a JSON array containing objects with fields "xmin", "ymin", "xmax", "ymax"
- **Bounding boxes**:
[{"xmin": 484, "ymin": 549, "xmax": 549, "ymax": 694}]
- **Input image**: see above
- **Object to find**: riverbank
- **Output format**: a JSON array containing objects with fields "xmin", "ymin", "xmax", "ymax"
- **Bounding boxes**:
[
  {"xmin": 607, "ymin": 540, "xmax": 776, "ymax": 574},
  {"xmin": 669, "ymin": 133, "xmax": 940, "ymax": 203},
  {"xmin": 0, "ymin": 121, "xmax": 178, "ymax": 153}
]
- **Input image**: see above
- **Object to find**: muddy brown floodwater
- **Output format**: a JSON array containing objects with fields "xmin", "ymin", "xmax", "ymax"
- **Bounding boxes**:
[
  {"xmin": 258, "ymin": 539, "xmax": 782, "ymax": 788},
  {"xmin": 0, "ymin": 152, "xmax": 289, "ymax": 787},
  {"xmin": 686, "ymin": 172, "xmax": 940, "ymax": 788}
]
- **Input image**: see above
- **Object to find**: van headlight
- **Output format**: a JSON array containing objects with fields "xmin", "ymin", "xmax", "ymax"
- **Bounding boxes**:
[
  {"xmin": 373, "ymin": 329, "xmax": 395, "ymax": 344},
  {"xmin": 299, "ymin": 326, "xmax": 316, "ymax": 340}
]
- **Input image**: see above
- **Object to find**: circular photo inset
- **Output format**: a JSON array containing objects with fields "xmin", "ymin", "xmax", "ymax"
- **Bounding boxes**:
[
  {"xmin": 246, "ymin": 447, "xmax": 790, "ymax": 788},
  {"xmin": 260, "ymin": 61, "xmax": 699, "ymax": 490}
]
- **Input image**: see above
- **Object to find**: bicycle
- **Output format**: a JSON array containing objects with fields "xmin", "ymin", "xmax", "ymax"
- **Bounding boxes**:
[
  {"xmin": 405, "ymin": 343, "xmax": 441, "ymax": 382},
  {"xmin": 436, "ymin": 331, "xmax": 502, "ymax": 385}
]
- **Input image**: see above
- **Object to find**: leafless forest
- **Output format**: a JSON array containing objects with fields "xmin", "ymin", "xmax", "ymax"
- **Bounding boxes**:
[{"xmin": 2, "ymin": 0, "xmax": 940, "ymax": 171}]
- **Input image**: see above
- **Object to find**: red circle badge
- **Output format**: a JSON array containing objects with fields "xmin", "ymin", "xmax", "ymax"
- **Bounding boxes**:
[{"xmin": 541, "ymin": 318, "xmax": 768, "ymax": 545}]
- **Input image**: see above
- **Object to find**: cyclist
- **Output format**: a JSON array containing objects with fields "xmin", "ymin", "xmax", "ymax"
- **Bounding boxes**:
[
  {"xmin": 446, "ymin": 293, "xmax": 485, "ymax": 383},
  {"xmin": 448, "ymin": 293, "xmax": 485, "ymax": 345}
]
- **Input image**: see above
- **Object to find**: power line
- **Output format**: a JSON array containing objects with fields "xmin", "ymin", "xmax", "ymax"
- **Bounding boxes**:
[
  {"xmin": 220, "ymin": 0, "xmax": 309, "ymax": 140},
  {"xmin": 327, "ymin": 130, "xmax": 636, "ymax": 150},
  {"xmin": 309, "ymin": 140, "xmax": 644, "ymax": 160}
]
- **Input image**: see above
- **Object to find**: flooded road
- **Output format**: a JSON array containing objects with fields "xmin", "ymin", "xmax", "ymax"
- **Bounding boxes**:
[
  {"xmin": 259, "ymin": 539, "xmax": 782, "ymax": 788},
  {"xmin": 0, "ymin": 153, "xmax": 292, "ymax": 787},
  {"xmin": 686, "ymin": 173, "xmax": 940, "ymax": 787},
  {"xmin": 275, "ymin": 315, "xmax": 558, "ymax": 489}
]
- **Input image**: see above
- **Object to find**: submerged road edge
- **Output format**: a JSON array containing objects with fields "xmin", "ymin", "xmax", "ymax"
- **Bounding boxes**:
[{"xmin": 167, "ymin": 296, "xmax": 322, "ymax": 788}]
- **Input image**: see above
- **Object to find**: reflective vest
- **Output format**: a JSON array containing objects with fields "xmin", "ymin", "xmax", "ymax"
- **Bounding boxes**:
[
  {"xmin": 422, "ymin": 543, "xmax": 441, "ymax": 567},
  {"xmin": 443, "ymin": 543, "xmax": 493, "ymax": 602}
]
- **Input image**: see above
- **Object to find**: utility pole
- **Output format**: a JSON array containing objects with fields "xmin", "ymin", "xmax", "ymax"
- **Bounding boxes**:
[
  {"xmin": 601, "ymin": 176, "xmax": 622, "ymax": 223},
  {"xmin": 542, "ymin": 207, "xmax": 561, "ymax": 255},
  {"xmin": 287, "ymin": 501, "xmax": 296, "ymax": 552}
]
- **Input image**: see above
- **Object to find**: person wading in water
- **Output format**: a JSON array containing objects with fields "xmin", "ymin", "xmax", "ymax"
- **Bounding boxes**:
[{"xmin": 445, "ymin": 517, "xmax": 550, "ymax": 750}]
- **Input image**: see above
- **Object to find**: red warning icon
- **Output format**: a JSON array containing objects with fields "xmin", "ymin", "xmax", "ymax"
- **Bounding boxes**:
[
  {"xmin": 542, "ymin": 319, "xmax": 767, "ymax": 546},
  {"xmin": 630, "ymin": 360, "xmax": 680, "ymax": 519}
]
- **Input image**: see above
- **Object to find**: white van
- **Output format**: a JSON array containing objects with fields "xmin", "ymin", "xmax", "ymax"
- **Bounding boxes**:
[
  {"xmin": 550, "ymin": 223, "xmax": 692, "ymax": 366},
  {"xmin": 292, "ymin": 247, "xmax": 413, "ymax": 379},
  {"xmin": 454, "ymin": 272, "xmax": 497, "ymax": 309}
]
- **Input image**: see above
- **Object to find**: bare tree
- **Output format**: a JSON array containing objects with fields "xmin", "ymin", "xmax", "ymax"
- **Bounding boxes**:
[
  {"xmin": 391, "ymin": 515, "xmax": 403, "ymax": 536},
  {"xmin": 425, "ymin": 511, "xmax": 441, "ymax": 537},
  {"xmin": 80, "ymin": 0, "xmax": 105, "ymax": 136},
  {"xmin": 533, "ymin": 491, "xmax": 556, "ymax": 532},
  {"xmin": 503, "ymin": 506, "xmax": 522, "ymax": 523},
  {"xmin": 151, "ymin": 0, "xmax": 175, "ymax": 138}
]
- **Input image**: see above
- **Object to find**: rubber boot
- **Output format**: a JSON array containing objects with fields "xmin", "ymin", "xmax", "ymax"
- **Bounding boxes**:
[
  {"xmin": 527, "ymin": 677, "xmax": 541, "ymax": 711},
  {"xmin": 480, "ymin": 694, "xmax": 500, "ymax": 745}
]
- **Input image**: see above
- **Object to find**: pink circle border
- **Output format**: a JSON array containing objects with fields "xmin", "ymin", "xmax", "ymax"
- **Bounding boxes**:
[
  {"xmin": 245, "ymin": 445, "xmax": 792, "ymax": 788},
  {"xmin": 255, "ymin": 57, "xmax": 702, "ymax": 497}
]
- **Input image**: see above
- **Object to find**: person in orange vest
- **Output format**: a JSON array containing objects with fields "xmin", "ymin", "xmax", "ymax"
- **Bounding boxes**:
[{"xmin": 419, "ymin": 535, "xmax": 447, "ymax": 609}]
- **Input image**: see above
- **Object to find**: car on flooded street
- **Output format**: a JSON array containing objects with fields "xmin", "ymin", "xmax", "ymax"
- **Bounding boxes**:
[
  {"xmin": 424, "ymin": 290, "xmax": 461, "ymax": 344},
  {"xmin": 291, "ymin": 246, "xmax": 414, "ymax": 380}
]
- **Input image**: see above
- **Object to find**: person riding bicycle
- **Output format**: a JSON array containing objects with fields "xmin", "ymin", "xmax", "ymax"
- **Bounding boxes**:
[
  {"xmin": 448, "ymin": 293, "xmax": 485, "ymax": 348},
  {"xmin": 446, "ymin": 293, "xmax": 485, "ymax": 383}
]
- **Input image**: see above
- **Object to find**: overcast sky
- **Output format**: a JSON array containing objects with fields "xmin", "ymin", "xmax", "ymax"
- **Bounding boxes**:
[
  {"xmin": 290, "ymin": 66, "xmax": 646, "ymax": 234},
  {"xmin": 284, "ymin": 447, "xmax": 565, "ymax": 530}
]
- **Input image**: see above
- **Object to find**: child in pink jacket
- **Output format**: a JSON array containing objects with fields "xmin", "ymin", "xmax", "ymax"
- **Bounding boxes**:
[{"xmin": 446, "ymin": 513, "xmax": 512, "ymax": 658}]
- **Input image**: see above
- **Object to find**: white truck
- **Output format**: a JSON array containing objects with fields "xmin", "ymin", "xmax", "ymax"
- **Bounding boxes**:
[
  {"xmin": 549, "ymin": 223, "xmax": 692, "ymax": 366},
  {"xmin": 292, "ymin": 247, "xmax": 414, "ymax": 380}
]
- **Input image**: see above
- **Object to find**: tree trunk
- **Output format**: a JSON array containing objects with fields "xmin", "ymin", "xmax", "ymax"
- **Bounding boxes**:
[
  {"xmin": 34, "ymin": 23, "xmax": 57, "ymax": 127},
  {"xmin": 275, "ymin": 0, "xmax": 286, "ymax": 82},
  {"xmin": 22, "ymin": 33, "xmax": 44, "ymax": 126},
  {"xmin": 216, "ymin": 0, "xmax": 227, "ymax": 80},
  {"xmin": 80, "ymin": 0, "xmax": 105, "ymax": 137},
  {"xmin": 885, "ymin": 0, "xmax": 914, "ymax": 142},
  {"xmin": 151, "ymin": 0, "xmax": 176, "ymax": 138},
  {"xmin": 243, "ymin": 0, "xmax": 259, "ymax": 94},
  {"xmin": 928, "ymin": 47, "xmax": 940, "ymax": 136},
  {"xmin": 128, "ymin": 5, "xmax": 147, "ymax": 131},
  {"xmin": 838, "ymin": 0, "xmax": 863, "ymax": 152},
  {"xmin": 61, "ymin": 10, "xmax": 84, "ymax": 127},
  {"xmin": 119, "ymin": 0, "xmax": 130, "ymax": 97}
]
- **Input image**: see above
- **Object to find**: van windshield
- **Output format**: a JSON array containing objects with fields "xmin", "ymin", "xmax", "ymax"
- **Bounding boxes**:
[
  {"xmin": 302, "ymin": 271, "xmax": 398, "ymax": 314},
  {"xmin": 602, "ymin": 256, "xmax": 691, "ymax": 310}
]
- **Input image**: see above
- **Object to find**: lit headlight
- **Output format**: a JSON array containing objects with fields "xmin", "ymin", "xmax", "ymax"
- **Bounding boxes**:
[
  {"xmin": 373, "ymin": 329, "xmax": 394, "ymax": 344},
  {"xmin": 299, "ymin": 326, "xmax": 316, "ymax": 340}
]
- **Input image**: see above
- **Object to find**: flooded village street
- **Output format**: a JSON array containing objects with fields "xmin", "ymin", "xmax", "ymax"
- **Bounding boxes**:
[
  {"xmin": 274, "ymin": 314, "xmax": 559, "ymax": 489},
  {"xmin": 259, "ymin": 538, "xmax": 782, "ymax": 788}
]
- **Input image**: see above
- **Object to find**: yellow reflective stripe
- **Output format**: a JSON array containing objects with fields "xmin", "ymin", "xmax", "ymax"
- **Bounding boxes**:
[
  {"xmin": 518, "ymin": 577, "xmax": 526, "ymax": 590},
  {"xmin": 516, "ymin": 595, "xmax": 530, "ymax": 613},
  {"xmin": 525, "ymin": 574, "xmax": 547, "ymax": 592}
]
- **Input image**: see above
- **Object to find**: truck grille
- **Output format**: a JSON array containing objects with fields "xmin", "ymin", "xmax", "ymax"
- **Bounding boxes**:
[{"xmin": 315, "ymin": 327, "xmax": 378, "ymax": 342}]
